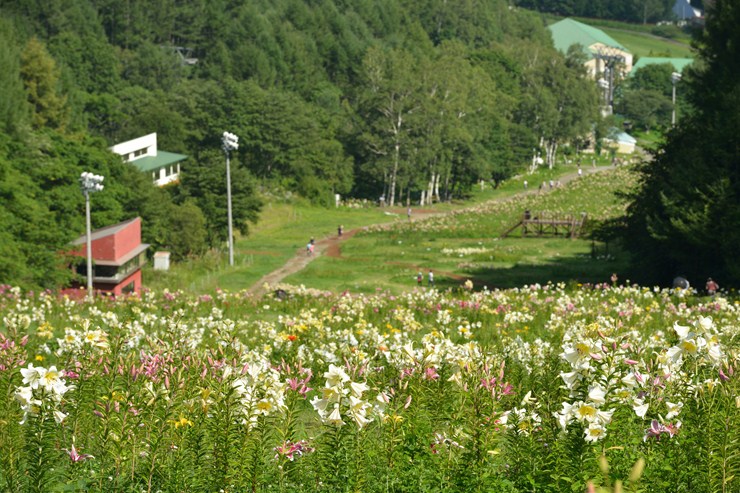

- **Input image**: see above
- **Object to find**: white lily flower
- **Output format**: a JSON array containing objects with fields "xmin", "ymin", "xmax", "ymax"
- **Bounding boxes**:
[
  {"xmin": 584, "ymin": 422, "xmax": 607, "ymax": 442},
  {"xmin": 324, "ymin": 364, "xmax": 350, "ymax": 388},
  {"xmin": 665, "ymin": 401, "xmax": 683, "ymax": 419},
  {"xmin": 673, "ymin": 322, "xmax": 691, "ymax": 340},
  {"xmin": 633, "ymin": 401, "xmax": 649, "ymax": 418},
  {"xmin": 587, "ymin": 385, "xmax": 607, "ymax": 406},
  {"xmin": 21, "ymin": 364, "xmax": 45, "ymax": 390}
]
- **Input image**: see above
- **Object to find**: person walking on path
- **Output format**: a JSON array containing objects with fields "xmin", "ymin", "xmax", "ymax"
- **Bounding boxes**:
[
  {"xmin": 428, "ymin": 270, "xmax": 434, "ymax": 288},
  {"xmin": 416, "ymin": 271, "xmax": 423, "ymax": 286},
  {"xmin": 407, "ymin": 207, "xmax": 412, "ymax": 222},
  {"xmin": 706, "ymin": 277, "xmax": 719, "ymax": 295},
  {"xmin": 338, "ymin": 225, "xmax": 343, "ymax": 237}
]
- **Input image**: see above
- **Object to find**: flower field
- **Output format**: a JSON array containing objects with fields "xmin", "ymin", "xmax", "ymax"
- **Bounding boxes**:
[{"xmin": 0, "ymin": 283, "xmax": 738, "ymax": 492}]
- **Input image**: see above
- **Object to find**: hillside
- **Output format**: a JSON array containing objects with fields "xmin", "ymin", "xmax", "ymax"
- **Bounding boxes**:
[{"xmin": 0, "ymin": 0, "xmax": 600, "ymax": 290}]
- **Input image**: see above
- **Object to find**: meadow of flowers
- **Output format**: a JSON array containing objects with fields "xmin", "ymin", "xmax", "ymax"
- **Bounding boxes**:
[{"xmin": 0, "ymin": 282, "xmax": 738, "ymax": 492}]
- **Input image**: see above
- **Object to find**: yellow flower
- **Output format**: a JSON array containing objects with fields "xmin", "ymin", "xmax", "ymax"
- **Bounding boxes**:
[
  {"xmin": 171, "ymin": 416, "xmax": 193, "ymax": 429},
  {"xmin": 37, "ymin": 322, "xmax": 54, "ymax": 340},
  {"xmin": 257, "ymin": 400, "xmax": 273, "ymax": 412},
  {"xmin": 35, "ymin": 355, "xmax": 44, "ymax": 362}
]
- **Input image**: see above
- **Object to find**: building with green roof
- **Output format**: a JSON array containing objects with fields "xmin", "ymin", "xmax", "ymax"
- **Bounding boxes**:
[
  {"xmin": 110, "ymin": 133, "xmax": 187, "ymax": 187},
  {"xmin": 630, "ymin": 57, "xmax": 693, "ymax": 75},
  {"xmin": 548, "ymin": 18, "xmax": 633, "ymax": 77}
]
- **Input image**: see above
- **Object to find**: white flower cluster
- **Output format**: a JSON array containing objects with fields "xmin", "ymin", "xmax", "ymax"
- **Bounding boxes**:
[
  {"xmin": 441, "ymin": 247, "xmax": 491, "ymax": 257},
  {"xmin": 14, "ymin": 363, "xmax": 70, "ymax": 425},
  {"xmin": 498, "ymin": 391, "xmax": 542, "ymax": 436},
  {"xmin": 228, "ymin": 358, "xmax": 287, "ymax": 429},
  {"xmin": 310, "ymin": 364, "xmax": 385, "ymax": 429},
  {"xmin": 663, "ymin": 317, "xmax": 722, "ymax": 370},
  {"xmin": 56, "ymin": 325, "xmax": 109, "ymax": 355},
  {"xmin": 501, "ymin": 336, "xmax": 553, "ymax": 373}
]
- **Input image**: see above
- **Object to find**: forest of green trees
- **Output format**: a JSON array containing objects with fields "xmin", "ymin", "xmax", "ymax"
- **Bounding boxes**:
[
  {"xmin": 0, "ymin": 0, "xmax": 599, "ymax": 289},
  {"xmin": 1, "ymin": 0, "xmax": 737, "ymax": 289},
  {"xmin": 623, "ymin": 0, "xmax": 740, "ymax": 286}
]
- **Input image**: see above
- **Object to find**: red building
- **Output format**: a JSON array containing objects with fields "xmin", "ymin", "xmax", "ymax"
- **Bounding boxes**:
[{"xmin": 69, "ymin": 217, "xmax": 149, "ymax": 296}]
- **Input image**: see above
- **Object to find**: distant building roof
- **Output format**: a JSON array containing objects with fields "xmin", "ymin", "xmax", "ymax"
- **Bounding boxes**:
[
  {"xmin": 610, "ymin": 131, "xmax": 637, "ymax": 144},
  {"xmin": 631, "ymin": 57, "xmax": 693, "ymax": 74},
  {"xmin": 548, "ymin": 18, "xmax": 629, "ymax": 56},
  {"xmin": 129, "ymin": 150, "xmax": 188, "ymax": 173},
  {"xmin": 70, "ymin": 217, "xmax": 141, "ymax": 245},
  {"xmin": 110, "ymin": 133, "xmax": 188, "ymax": 174},
  {"xmin": 673, "ymin": 0, "xmax": 702, "ymax": 20}
]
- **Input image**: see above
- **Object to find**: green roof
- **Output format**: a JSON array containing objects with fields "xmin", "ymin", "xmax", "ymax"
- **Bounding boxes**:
[
  {"xmin": 130, "ymin": 151, "xmax": 187, "ymax": 173},
  {"xmin": 548, "ymin": 18, "xmax": 629, "ymax": 57},
  {"xmin": 631, "ymin": 57, "xmax": 693, "ymax": 75}
]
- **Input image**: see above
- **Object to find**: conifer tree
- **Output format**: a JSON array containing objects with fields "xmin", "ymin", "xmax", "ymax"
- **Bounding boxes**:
[
  {"xmin": 623, "ymin": 0, "xmax": 740, "ymax": 285},
  {"xmin": 20, "ymin": 37, "xmax": 68, "ymax": 130}
]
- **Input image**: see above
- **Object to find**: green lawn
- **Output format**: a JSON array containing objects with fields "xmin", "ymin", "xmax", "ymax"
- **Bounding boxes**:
[
  {"xmin": 286, "ymin": 165, "xmax": 634, "ymax": 294},
  {"xmin": 601, "ymin": 27, "xmax": 693, "ymax": 58},
  {"xmin": 146, "ymin": 160, "xmax": 631, "ymax": 295}
]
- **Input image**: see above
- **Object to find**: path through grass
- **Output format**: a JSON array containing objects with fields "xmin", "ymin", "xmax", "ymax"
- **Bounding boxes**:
[{"xmin": 146, "ymin": 159, "xmax": 631, "ymax": 294}]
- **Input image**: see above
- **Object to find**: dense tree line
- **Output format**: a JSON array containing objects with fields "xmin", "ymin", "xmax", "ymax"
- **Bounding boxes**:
[
  {"xmin": 0, "ymin": 0, "xmax": 597, "ymax": 288},
  {"xmin": 621, "ymin": 0, "xmax": 740, "ymax": 286},
  {"xmin": 513, "ymin": 0, "xmax": 680, "ymax": 24}
]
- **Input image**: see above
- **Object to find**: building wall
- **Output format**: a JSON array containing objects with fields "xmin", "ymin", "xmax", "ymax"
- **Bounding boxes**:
[
  {"xmin": 111, "ymin": 269, "xmax": 142, "ymax": 296},
  {"xmin": 65, "ymin": 268, "xmax": 143, "ymax": 298},
  {"xmin": 111, "ymin": 218, "xmax": 142, "ymax": 262},
  {"xmin": 91, "ymin": 234, "xmax": 117, "ymax": 261},
  {"xmin": 89, "ymin": 269, "xmax": 143, "ymax": 296},
  {"xmin": 154, "ymin": 163, "xmax": 181, "ymax": 187},
  {"xmin": 110, "ymin": 133, "xmax": 157, "ymax": 162},
  {"xmin": 590, "ymin": 43, "xmax": 633, "ymax": 75}
]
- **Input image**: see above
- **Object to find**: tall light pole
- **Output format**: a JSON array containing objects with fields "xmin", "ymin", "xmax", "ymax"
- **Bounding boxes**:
[
  {"xmin": 222, "ymin": 131, "xmax": 239, "ymax": 266},
  {"xmin": 671, "ymin": 71, "xmax": 682, "ymax": 126},
  {"xmin": 79, "ymin": 172, "xmax": 104, "ymax": 301},
  {"xmin": 597, "ymin": 78, "xmax": 610, "ymax": 115}
]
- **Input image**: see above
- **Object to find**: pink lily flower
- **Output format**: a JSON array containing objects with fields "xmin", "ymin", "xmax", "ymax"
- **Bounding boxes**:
[{"xmin": 66, "ymin": 444, "xmax": 94, "ymax": 462}]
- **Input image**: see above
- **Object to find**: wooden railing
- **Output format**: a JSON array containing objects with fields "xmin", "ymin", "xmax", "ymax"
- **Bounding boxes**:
[{"xmin": 501, "ymin": 211, "xmax": 587, "ymax": 239}]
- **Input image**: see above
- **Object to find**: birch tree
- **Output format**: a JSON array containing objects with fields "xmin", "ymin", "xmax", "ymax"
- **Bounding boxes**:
[{"xmin": 359, "ymin": 46, "xmax": 421, "ymax": 206}]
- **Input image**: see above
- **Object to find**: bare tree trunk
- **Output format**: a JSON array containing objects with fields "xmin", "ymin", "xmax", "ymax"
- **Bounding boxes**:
[
  {"xmin": 545, "ymin": 140, "xmax": 559, "ymax": 169},
  {"xmin": 388, "ymin": 112, "xmax": 403, "ymax": 207}
]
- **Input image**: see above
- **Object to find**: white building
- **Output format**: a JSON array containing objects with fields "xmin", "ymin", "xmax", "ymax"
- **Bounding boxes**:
[
  {"xmin": 110, "ymin": 133, "xmax": 187, "ymax": 187},
  {"xmin": 673, "ymin": 0, "xmax": 702, "ymax": 21}
]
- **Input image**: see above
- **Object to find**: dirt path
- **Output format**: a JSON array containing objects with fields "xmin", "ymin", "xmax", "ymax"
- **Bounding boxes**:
[{"xmin": 246, "ymin": 166, "xmax": 612, "ymax": 297}]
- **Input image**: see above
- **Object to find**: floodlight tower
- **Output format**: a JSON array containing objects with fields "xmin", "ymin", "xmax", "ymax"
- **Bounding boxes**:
[
  {"xmin": 671, "ymin": 71, "xmax": 682, "ymax": 126},
  {"xmin": 80, "ymin": 172, "xmax": 104, "ymax": 301},
  {"xmin": 222, "ymin": 131, "xmax": 239, "ymax": 266}
]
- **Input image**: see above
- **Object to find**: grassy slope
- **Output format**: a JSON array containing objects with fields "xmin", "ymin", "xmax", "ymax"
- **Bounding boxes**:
[
  {"xmin": 288, "ymin": 165, "xmax": 634, "ymax": 294},
  {"xmin": 145, "ymin": 158, "xmax": 616, "ymax": 293},
  {"xmin": 600, "ymin": 27, "xmax": 693, "ymax": 58},
  {"xmin": 146, "ymin": 156, "xmax": 632, "ymax": 295}
]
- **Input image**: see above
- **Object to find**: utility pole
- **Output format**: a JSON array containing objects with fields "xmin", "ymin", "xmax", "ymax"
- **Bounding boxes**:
[
  {"xmin": 79, "ymin": 172, "xmax": 104, "ymax": 301},
  {"xmin": 222, "ymin": 131, "xmax": 239, "ymax": 266}
]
